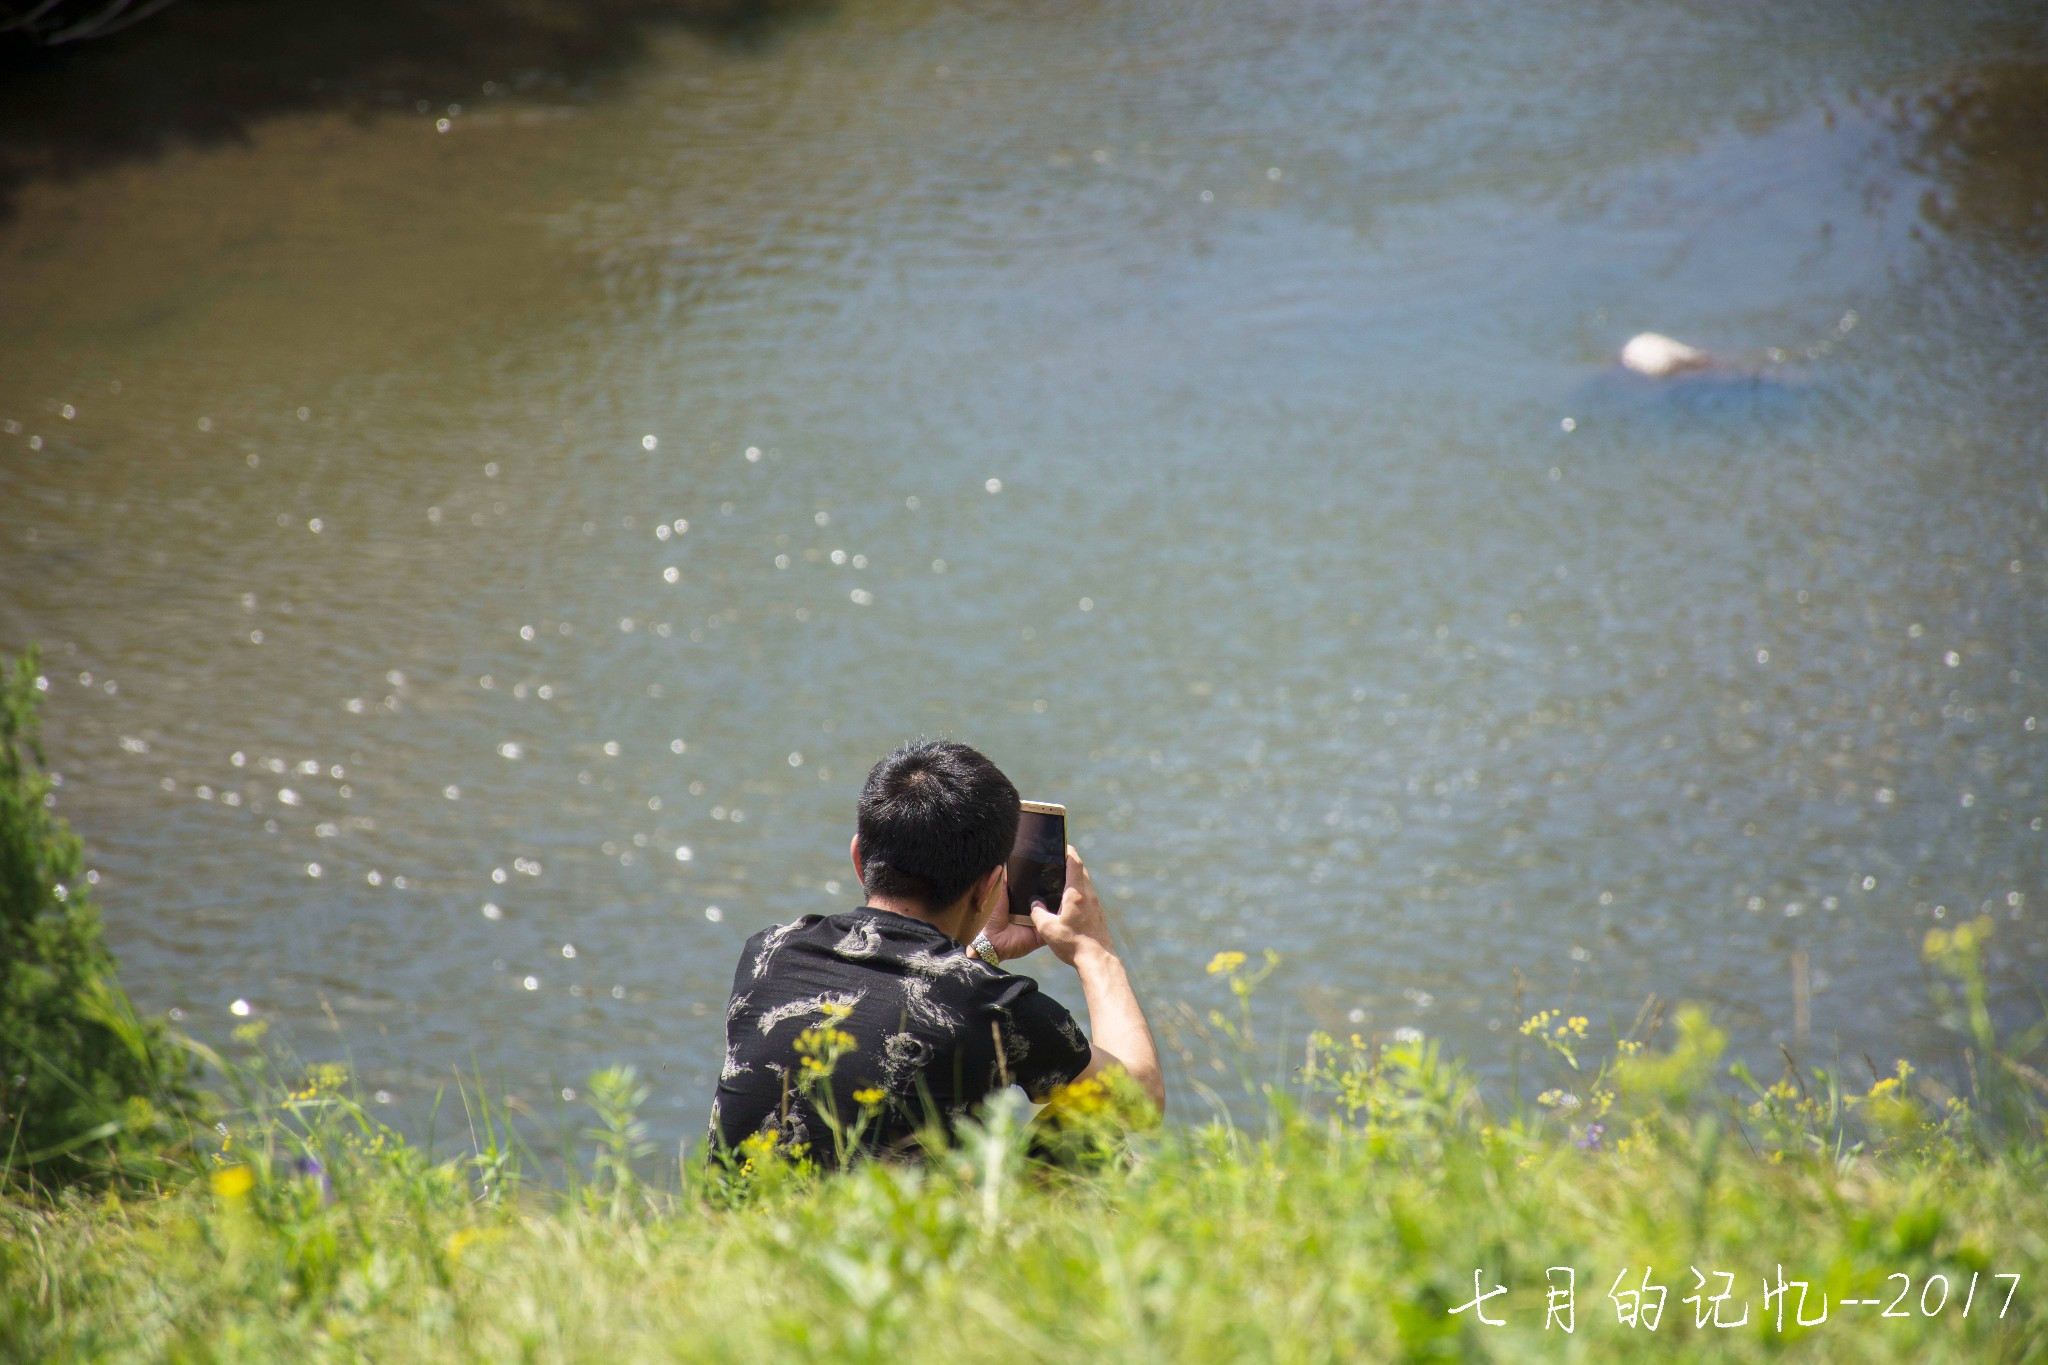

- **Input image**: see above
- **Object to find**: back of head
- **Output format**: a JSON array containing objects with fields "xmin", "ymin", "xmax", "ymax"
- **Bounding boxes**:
[{"xmin": 857, "ymin": 741, "xmax": 1020, "ymax": 912}]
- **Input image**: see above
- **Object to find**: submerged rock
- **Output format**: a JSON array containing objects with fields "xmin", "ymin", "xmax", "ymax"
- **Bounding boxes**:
[{"xmin": 1619, "ymin": 332, "xmax": 1712, "ymax": 378}]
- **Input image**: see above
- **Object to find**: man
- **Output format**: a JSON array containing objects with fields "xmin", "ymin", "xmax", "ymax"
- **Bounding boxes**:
[{"xmin": 708, "ymin": 740, "xmax": 1163, "ymax": 1167}]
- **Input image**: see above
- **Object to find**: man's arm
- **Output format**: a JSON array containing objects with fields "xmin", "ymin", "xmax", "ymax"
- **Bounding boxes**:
[{"xmin": 1031, "ymin": 847, "xmax": 1164, "ymax": 1113}]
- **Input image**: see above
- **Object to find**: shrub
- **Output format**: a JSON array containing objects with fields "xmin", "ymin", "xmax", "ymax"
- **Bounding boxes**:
[{"xmin": 0, "ymin": 647, "xmax": 199, "ymax": 1187}]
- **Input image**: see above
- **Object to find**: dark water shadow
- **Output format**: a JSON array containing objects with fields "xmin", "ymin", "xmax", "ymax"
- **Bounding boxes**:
[
  {"xmin": 0, "ymin": 0, "xmax": 827, "ymax": 220},
  {"xmin": 1902, "ymin": 55, "xmax": 2048, "ymax": 259},
  {"xmin": 1565, "ymin": 58, "xmax": 2047, "ymax": 453},
  {"xmin": 1569, "ymin": 367, "xmax": 1815, "ymax": 449}
]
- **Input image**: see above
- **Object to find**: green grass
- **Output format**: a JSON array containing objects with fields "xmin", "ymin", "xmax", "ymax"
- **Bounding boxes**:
[
  {"xmin": 3, "ymin": 929, "xmax": 2045, "ymax": 1363},
  {"xmin": 0, "ymin": 648, "xmax": 198, "ymax": 1190}
]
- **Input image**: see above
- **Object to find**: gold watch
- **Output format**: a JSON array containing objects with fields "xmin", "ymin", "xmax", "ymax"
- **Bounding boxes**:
[{"xmin": 970, "ymin": 932, "xmax": 1001, "ymax": 967}]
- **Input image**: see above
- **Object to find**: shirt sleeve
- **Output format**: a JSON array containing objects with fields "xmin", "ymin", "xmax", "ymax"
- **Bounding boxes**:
[{"xmin": 983, "ymin": 972, "xmax": 1093, "ymax": 1100}]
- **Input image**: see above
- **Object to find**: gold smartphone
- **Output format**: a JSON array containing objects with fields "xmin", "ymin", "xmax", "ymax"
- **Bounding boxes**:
[{"xmin": 1006, "ymin": 800, "xmax": 1067, "ymax": 924}]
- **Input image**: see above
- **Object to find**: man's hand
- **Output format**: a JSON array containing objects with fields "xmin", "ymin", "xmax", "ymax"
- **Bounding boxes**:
[
  {"xmin": 975, "ymin": 865, "xmax": 1042, "ymax": 962},
  {"xmin": 1030, "ymin": 847, "xmax": 1163, "ymax": 1112},
  {"xmin": 1028, "ymin": 845, "xmax": 1116, "ymax": 966},
  {"xmin": 981, "ymin": 915, "xmax": 1043, "ymax": 963}
]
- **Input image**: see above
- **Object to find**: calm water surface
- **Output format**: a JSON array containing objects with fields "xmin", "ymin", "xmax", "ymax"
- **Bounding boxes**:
[{"xmin": 3, "ymin": 0, "xmax": 2046, "ymax": 1137}]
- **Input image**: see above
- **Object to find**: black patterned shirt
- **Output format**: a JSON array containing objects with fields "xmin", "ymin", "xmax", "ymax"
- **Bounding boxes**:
[{"xmin": 708, "ymin": 907, "xmax": 1092, "ymax": 1166}]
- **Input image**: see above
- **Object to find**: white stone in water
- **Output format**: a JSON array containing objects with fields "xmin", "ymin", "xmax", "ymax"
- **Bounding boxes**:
[{"xmin": 1619, "ymin": 332, "xmax": 1711, "ymax": 377}]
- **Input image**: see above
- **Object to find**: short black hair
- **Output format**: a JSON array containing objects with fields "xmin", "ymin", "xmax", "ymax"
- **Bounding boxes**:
[{"xmin": 857, "ymin": 741, "xmax": 1019, "ymax": 912}]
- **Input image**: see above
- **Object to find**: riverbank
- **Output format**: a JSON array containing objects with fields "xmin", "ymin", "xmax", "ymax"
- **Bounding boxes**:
[
  {"xmin": 6, "ymin": 961, "xmax": 2044, "ymax": 1363},
  {"xmin": 3, "ymin": 652, "xmax": 2043, "ymax": 1360}
]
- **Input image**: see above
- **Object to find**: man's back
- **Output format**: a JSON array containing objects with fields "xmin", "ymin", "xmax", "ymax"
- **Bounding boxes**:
[{"xmin": 710, "ymin": 907, "xmax": 1091, "ymax": 1166}]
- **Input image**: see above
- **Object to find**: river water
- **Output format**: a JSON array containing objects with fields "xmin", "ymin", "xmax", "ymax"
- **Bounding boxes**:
[{"xmin": 3, "ymin": 0, "xmax": 2044, "ymax": 1139}]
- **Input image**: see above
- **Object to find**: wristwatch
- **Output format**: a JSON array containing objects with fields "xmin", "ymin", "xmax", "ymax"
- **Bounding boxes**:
[{"xmin": 969, "ymin": 932, "xmax": 1001, "ymax": 967}]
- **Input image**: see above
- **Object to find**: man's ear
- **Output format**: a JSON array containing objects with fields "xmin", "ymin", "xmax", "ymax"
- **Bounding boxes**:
[{"xmin": 849, "ymin": 834, "xmax": 864, "ymax": 880}]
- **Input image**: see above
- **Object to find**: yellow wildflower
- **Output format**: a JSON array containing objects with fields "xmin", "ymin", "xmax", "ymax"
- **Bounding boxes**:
[
  {"xmin": 211, "ymin": 1165, "xmax": 254, "ymax": 1199},
  {"xmin": 1206, "ymin": 951, "xmax": 1247, "ymax": 976},
  {"xmin": 1042, "ymin": 1075, "xmax": 1117, "ymax": 1127}
]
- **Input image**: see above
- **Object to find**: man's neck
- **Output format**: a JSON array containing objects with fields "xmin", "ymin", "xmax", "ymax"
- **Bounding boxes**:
[{"xmin": 864, "ymin": 892, "xmax": 975, "ymax": 945}]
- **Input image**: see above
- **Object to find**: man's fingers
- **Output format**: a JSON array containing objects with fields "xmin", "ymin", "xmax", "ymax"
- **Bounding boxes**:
[
  {"xmin": 1030, "ymin": 902, "xmax": 1058, "ymax": 932},
  {"xmin": 987, "ymin": 917, "xmax": 1043, "ymax": 960},
  {"xmin": 1065, "ymin": 844, "xmax": 1096, "ymax": 895}
]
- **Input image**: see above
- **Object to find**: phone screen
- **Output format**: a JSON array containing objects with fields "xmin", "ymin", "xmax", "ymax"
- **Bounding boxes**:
[{"xmin": 1006, "ymin": 801, "xmax": 1067, "ymax": 922}]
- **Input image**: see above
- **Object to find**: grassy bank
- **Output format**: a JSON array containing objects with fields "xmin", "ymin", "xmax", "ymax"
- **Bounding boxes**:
[{"xmin": 4, "ymin": 935, "xmax": 2045, "ymax": 1363}]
